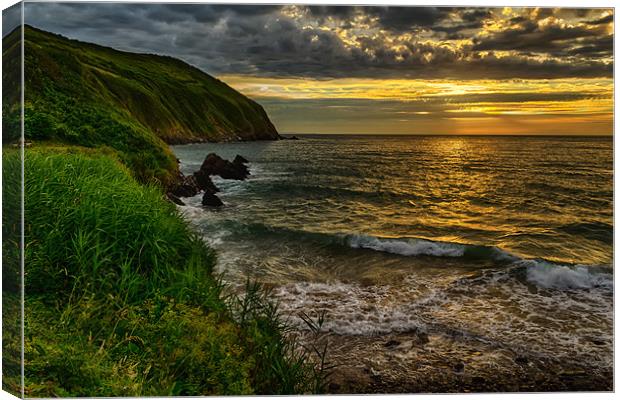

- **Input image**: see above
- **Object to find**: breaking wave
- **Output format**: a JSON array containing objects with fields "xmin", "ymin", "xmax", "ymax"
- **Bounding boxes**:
[
  {"xmin": 517, "ymin": 260, "xmax": 613, "ymax": 290},
  {"xmin": 180, "ymin": 214, "xmax": 613, "ymax": 292},
  {"xmin": 347, "ymin": 234, "xmax": 518, "ymax": 262}
]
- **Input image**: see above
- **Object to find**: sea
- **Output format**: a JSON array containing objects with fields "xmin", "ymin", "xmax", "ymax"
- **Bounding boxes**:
[{"xmin": 173, "ymin": 135, "xmax": 613, "ymax": 390}]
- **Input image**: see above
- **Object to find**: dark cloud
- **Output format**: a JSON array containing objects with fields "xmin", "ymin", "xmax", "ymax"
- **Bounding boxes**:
[
  {"xmin": 430, "ymin": 9, "xmax": 492, "ymax": 38},
  {"xmin": 433, "ymin": 21, "xmax": 484, "ymax": 36},
  {"xmin": 585, "ymin": 14, "xmax": 613, "ymax": 25},
  {"xmin": 305, "ymin": 6, "xmax": 454, "ymax": 31},
  {"xmin": 446, "ymin": 91, "xmax": 605, "ymax": 103},
  {"xmin": 2, "ymin": 2, "xmax": 21, "ymax": 37},
  {"xmin": 307, "ymin": 5, "xmax": 357, "ymax": 20},
  {"xmin": 369, "ymin": 6, "xmax": 453, "ymax": 31},
  {"xmin": 22, "ymin": 3, "xmax": 613, "ymax": 80},
  {"xmin": 461, "ymin": 9, "xmax": 492, "ymax": 22},
  {"xmin": 567, "ymin": 35, "xmax": 613, "ymax": 56},
  {"xmin": 472, "ymin": 18, "xmax": 609, "ymax": 53},
  {"xmin": 265, "ymin": 91, "xmax": 603, "ymax": 105}
]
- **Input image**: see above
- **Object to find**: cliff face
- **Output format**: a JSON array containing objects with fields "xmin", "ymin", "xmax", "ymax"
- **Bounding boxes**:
[
  {"xmin": 3, "ymin": 25, "xmax": 280, "ymax": 184},
  {"xmin": 20, "ymin": 25, "xmax": 280, "ymax": 143}
]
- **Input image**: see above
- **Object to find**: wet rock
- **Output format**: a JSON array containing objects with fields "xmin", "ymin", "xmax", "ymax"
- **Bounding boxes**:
[
  {"xmin": 166, "ymin": 192, "xmax": 185, "ymax": 206},
  {"xmin": 526, "ymin": 283, "xmax": 539, "ymax": 294},
  {"xmin": 193, "ymin": 170, "xmax": 220, "ymax": 194},
  {"xmin": 515, "ymin": 356, "xmax": 529, "ymax": 365},
  {"xmin": 471, "ymin": 376, "xmax": 486, "ymax": 386},
  {"xmin": 170, "ymin": 184, "xmax": 197, "ymax": 198},
  {"xmin": 199, "ymin": 153, "xmax": 250, "ymax": 180},
  {"xmin": 328, "ymin": 382, "xmax": 341, "ymax": 392},
  {"xmin": 202, "ymin": 192, "xmax": 223, "ymax": 207},
  {"xmin": 416, "ymin": 332, "xmax": 430, "ymax": 345},
  {"xmin": 199, "ymin": 153, "xmax": 223, "ymax": 173},
  {"xmin": 233, "ymin": 154, "xmax": 249, "ymax": 165},
  {"xmin": 169, "ymin": 173, "xmax": 201, "ymax": 198},
  {"xmin": 453, "ymin": 362, "xmax": 465, "ymax": 373}
]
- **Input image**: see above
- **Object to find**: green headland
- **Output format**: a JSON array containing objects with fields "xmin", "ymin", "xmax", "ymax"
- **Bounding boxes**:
[{"xmin": 4, "ymin": 25, "xmax": 280, "ymax": 185}]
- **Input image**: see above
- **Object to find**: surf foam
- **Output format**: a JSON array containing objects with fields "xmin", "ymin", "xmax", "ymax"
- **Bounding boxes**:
[
  {"xmin": 348, "ymin": 235, "xmax": 465, "ymax": 257},
  {"xmin": 518, "ymin": 260, "xmax": 613, "ymax": 290}
]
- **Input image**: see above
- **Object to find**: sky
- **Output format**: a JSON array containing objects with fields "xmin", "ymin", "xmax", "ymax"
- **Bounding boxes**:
[{"xmin": 11, "ymin": 3, "xmax": 616, "ymax": 135}]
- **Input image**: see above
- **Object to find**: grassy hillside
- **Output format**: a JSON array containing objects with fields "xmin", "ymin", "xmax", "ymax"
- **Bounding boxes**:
[
  {"xmin": 2, "ymin": 147, "xmax": 323, "ymax": 396},
  {"xmin": 2, "ymin": 25, "xmax": 279, "ymax": 185}
]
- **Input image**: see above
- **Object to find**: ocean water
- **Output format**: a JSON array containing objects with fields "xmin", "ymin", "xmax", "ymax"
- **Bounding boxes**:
[{"xmin": 173, "ymin": 135, "xmax": 613, "ymax": 384}]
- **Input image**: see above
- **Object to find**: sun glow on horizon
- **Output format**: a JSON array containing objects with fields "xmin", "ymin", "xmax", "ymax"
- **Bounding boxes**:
[{"xmin": 219, "ymin": 75, "xmax": 613, "ymax": 135}]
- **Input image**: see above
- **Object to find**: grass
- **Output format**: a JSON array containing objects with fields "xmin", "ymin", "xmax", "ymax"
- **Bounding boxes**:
[
  {"xmin": 2, "ymin": 146, "xmax": 327, "ymax": 396},
  {"xmin": 2, "ymin": 25, "xmax": 279, "ymax": 186},
  {"xmin": 2, "ymin": 142, "xmax": 22, "ymax": 397}
]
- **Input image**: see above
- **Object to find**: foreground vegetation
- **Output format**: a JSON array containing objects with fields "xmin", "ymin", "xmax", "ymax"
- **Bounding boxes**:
[
  {"xmin": 2, "ymin": 146, "xmax": 324, "ymax": 396},
  {"xmin": 3, "ymin": 25, "xmax": 279, "ymax": 186}
]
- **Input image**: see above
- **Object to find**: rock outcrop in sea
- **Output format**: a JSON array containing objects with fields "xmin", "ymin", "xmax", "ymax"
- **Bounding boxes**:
[{"xmin": 168, "ymin": 153, "xmax": 250, "ymax": 207}]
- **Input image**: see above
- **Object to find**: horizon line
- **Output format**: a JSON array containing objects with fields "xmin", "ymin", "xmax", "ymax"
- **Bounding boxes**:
[{"xmin": 283, "ymin": 132, "xmax": 614, "ymax": 137}]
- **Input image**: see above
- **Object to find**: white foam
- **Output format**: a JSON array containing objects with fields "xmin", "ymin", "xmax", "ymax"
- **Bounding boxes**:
[
  {"xmin": 520, "ymin": 260, "xmax": 613, "ymax": 290},
  {"xmin": 347, "ymin": 235, "xmax": 466, "ymax": 257},
  {"xmin": 273, "ymin": 280, "xmax": 430, "ymax": 336},
  {"xmin": 272, "ymin": 273, "xmax": 613, "ymax": 368}
]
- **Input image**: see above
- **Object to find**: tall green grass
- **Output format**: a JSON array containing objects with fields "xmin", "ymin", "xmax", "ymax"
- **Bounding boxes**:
[
  {"xmin": 2, "ymin": 147, "xmax": 22, "ymax": 397},
  {"xmin": 22, "ymin": 146, "xmax": 212, "ymax": 302},
  {"xmin": 4, "ymin": 146, "xmax": 326, "ymax": 396}
]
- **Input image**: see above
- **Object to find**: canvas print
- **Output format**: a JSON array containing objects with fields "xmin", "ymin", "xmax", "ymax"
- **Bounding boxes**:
[{"xmin": 1, "ymin": 2, "xmax": 614, "ymax": 396}]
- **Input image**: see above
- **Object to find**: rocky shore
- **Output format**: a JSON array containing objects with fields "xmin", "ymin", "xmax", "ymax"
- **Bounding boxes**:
[{"xmin": 314, "ymin": 330, "xmax": 612, "ymax": 394}]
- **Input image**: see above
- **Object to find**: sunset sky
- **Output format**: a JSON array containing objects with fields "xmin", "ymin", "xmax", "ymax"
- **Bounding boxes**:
[{"xmin": 12, "ymin": 3, "xmax": 615, "ymax": 135}]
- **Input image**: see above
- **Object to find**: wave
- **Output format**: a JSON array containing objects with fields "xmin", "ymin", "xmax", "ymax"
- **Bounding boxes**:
[
  {"xmin": 347, "ymin": 234, "xmax": 612, "ymax": 290},
  {"xmin": 515, "ymin": 260, "xmax": 613, "ymax": 290},
  {"xmin": 200, "ymin": 221, "xmax": 516, "ymax": 262},
  {"xmin": 182, "ymin": 216, "xmax": 613, "ymax": 291},
  {"xmin": 347, "ymin": 234, "xmax": 518, "ymax": 262}
]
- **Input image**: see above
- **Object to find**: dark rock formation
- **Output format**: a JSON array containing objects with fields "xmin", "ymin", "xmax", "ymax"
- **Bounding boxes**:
[
  {"xmin": 233, "ymin": 155, "xmax": 249, "ymax": 165},
  {"xmin": 168, "ymin": 153, "xmax": 251, "ymax": 209},
  {"xmin": 202, "ymin": 192, "xmax": 223, "ymax": 207},
  {"xmin": 169, "ymin": 175, "xmax": 199, "ymax": 198},
  {"xmin": 193, "ymin": 171, "xmax": 220, "ymax": 194},
  {"xmin": 453, "ymin": 361, "xmax": 465, "ymax": 373},
  {"xmin": 383, "ymin": 340, "xmax": 401, "ymax": 348},
  {"xmin": 198, "ymin": 153, "xmax": 250, "ymax": 180}
]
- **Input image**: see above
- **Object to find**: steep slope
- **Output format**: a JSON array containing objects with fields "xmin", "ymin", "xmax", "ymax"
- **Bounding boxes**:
[
  {"xmin": 3, "ymin": 25, "xmax": 280, "ymax": 185},
  {"xmin": 2, "ymin": 24, "xmax": 21, "ymax": 144}
]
